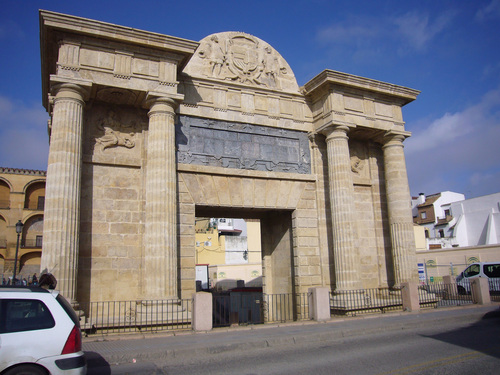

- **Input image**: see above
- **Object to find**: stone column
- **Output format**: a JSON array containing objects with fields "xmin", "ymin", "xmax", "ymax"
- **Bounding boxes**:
[
  {"xmin": 382, "ymin": 134, "xmax": 418, "ymax": 286},
  {"xmin": 144, "ymin": 96, "xmax": 178, "ymax": 299},
  {"xmin": 41, "ymin": 82, "xmax": 88, "ymax": 302},
  {"xmin": 323, "ymin": 125, "xmax": 362, "ymax": 291}
]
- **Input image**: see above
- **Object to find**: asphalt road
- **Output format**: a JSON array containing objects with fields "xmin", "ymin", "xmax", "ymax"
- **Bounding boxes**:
[{"xmin": 86, "ymin": 306, "xmax": 500, "ymax": 374}]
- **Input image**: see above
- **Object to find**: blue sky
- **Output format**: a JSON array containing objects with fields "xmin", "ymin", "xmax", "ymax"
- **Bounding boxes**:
[{"xmin": 1, "ymin": 0, "xmax": 499, "ymax": 199}]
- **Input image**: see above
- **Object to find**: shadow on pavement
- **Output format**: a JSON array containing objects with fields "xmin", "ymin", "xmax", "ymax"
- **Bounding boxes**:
[
  {"xmin": 422, "ymin": 307, "xmax": 500, "ymax": 359},
  {"xmin": 85, "ymin": 351, "xmax": 111, "ymax": 375}
]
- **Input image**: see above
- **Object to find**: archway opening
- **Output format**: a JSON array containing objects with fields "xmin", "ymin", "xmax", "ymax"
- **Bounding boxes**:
[{"xmin": 194, "ymin": 206, "xmax": 296, "ymax": 325}]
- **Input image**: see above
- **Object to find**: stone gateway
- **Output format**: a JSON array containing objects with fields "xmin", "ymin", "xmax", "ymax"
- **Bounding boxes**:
[{"xmin": 39, "ymin": 11, "xmax": 419, "ymax": 306}]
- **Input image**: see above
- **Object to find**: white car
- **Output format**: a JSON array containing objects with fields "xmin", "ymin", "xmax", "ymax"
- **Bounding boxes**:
[{"xmin": 0, "ymin": 286, "xmax": 86, "ymax": 375}]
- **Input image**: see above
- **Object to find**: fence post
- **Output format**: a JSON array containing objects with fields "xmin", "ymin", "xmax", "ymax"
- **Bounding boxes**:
[
  {"xmin": 308, "ymin": 287, "xmax": 330, "ymax": 321},
  {"xmin": 192, "ymin": 292, "xmax": 212, "ymax": 331},
  {"xmin": 401, "ymin": 282, "xmax": 420, "ymax": 312},
  {"xmin": 471, "ymin": 277, "xmax": 491, "ymax": 305},
  {"xmin": 442, "ymin": 275, "xmax": 457, "ymax": 298}
]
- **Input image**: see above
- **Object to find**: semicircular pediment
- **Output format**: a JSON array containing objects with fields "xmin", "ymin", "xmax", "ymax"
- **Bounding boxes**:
[{"xmin": 183, "ymin": 32, "xmax": 300, "ymax": 94}]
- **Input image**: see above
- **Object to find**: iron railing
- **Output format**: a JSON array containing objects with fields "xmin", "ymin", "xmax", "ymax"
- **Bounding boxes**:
[
  {"xmin": 80, "ymin": 298, "xmax": 191, "ymax": 335},
  {"xmin": 212, "ymin": 292, "xmax": 310, "ymax": 327},
  {"xmin": 489, "ymin": 279, "xmax": 500, "ymax": 302},
  {"xmin": 330, "ymin": 288, "xmax": 403, "ymax": 316},
  {"xmin": 264, "ymin": 293, "xmax": 309, "ymax": 323},
  {"xmin": 418, "ymin": 282, "xmax": 474, "ymax": 307}
]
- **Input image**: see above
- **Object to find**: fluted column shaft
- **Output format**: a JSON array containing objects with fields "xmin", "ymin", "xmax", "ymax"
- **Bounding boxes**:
[
  {"xmin": 144, "ymin": 97, "xmax": 178, "ymax": 299},
  {"xmin": 41, "ymin": 83, "xmax": 85, "ymax": 302},
  {"xmin": 324, "ymin": 126, "xmax": 362, "ymax": 291},
  {"xmin": 382, "ymin": 134, "xmax": 418, "ymax": 285}
]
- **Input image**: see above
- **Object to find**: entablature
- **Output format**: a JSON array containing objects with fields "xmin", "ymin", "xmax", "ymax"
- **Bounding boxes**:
[
  {"xmin": 303, "ymin": 69, "xmax": 419, "ymax": 140},
  {"xmin": 40, "ymin": 10, "xmax": 198, "ymax": 109}
]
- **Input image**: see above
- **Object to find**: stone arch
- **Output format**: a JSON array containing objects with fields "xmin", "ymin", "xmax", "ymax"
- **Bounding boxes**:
[
  {"xmin": 22, "ymin": 214, "xmax": 44, "ymax": 248},
  {"xmin": 24, "ymin": 180, "xmax": 46, "ymax": 210},
  {"xmin": 0, "ymin": 179, "xmax": 10, "ymax": 209},
  {"xmin": 18, "ymin": 251, "xmax": 41, "ymax": 279}
]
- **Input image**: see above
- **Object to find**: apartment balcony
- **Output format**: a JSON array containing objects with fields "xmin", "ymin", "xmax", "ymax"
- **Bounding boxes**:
[
  {"xmin": 21, "ymin": 238, "xmax": 43, "ymax": 248},
  {"xmin": 436, "ymin": 215, "xmax": 453, "ymax": 226}
]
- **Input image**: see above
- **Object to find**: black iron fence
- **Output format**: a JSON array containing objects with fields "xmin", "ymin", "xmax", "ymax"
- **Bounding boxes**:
[
  {"xmin": 330, "ymin": 288, "xmax": 403, "ymax": 316},
  {"xmin": 80, "ymin": 298, "xmax": 191, "ymax": 335},
  {"xmin": 418, "ymin": 282, "xmax": 474, "ymax": 308},
  {"xmin": 265, "ymin": 293, "xmax": 309, "ymax": 323},
  {"xmin": 489, "ymin": 279, "xmax": 500, "ymax": 302},
  {"xmin": 212, "ymin": 291, "xmax": 309, "ymax": 327}
]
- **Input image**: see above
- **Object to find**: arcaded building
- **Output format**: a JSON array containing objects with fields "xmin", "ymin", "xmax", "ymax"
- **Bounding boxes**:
[
  {"xmin": 39, "ymin": 11, "xmax": 419, "ymax": 305},
  {"xmin": 0, "ymin": 168, "xmax": 46, "ymax": 280}
]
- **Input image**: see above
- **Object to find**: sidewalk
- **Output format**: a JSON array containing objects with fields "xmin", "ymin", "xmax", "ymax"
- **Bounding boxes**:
[{"xmin": 83, "ymin": 303, "xmax": 500, "ymax": 369}]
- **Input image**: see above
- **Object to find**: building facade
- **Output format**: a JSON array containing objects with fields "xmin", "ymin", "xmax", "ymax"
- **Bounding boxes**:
[
  {"xmin": 412, "ymin": 191, "xmax": 465, "ymax": 249},
  {"xmin": 0, "ymin": 168, "xmax": 46, "ymax": 282},
  {"xmin": 195, "ymin": 218, "xmax": 262, "ymax": 291},
  {"xmin": 451, "ymin": 192, "xmax": 500, "ymax": 247},
  {"xmin": 39, "ymin": 11, "xmax": 419, "ymax": 305}
]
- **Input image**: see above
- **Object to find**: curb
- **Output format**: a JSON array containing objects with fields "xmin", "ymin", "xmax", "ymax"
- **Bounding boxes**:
[{"xmin": 84, "ymin": 303, "xmax": 500, "ymax": 367}]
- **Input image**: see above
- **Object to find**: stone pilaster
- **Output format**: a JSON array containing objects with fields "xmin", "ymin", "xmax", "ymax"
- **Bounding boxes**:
[
  {"xmin": 323, "ymin": 125, "xmax": 362, "ymax": 291},
  {"xmin": 382, "ymin": 134, "xmax": 418, "ymax": 285},
  {"xmin": 41, "ymin": 82, "xmax": 88, "ymax": 302},
  {"xmin": 144, "ymin": 96, "xmax": 178, "ymax": 299}
]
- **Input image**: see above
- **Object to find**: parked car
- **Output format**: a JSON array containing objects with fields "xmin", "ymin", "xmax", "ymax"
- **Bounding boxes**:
[
  {"xmin": 0, "ymin": 286, "xmax": 86, "ymax": 375},
  {"xmin": 456, "ymin": 262, "xmax": 500, "ymax": 295}
]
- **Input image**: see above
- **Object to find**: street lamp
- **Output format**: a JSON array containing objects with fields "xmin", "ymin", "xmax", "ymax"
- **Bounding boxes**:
[{"xmin": 12, "ymin": 220, "xmax": 23, "ymax": 285}]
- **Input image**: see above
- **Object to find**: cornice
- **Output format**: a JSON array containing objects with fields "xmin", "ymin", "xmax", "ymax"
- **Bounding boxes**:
[
  {"xmin": 302, "ymin": 69, "xmax": 420, "ymax": 105},
  {"xmin": 39, "ymin": 10, "xmax": 199, "ymax": 55},
  {"xmin": 0, "ymin": 167, "xmax": 47, "ymax": 176}
]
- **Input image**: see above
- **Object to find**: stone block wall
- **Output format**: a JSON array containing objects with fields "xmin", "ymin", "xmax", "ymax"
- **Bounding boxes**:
[{"xmin": 79, "ymin": 163, "xmax": 144, "ymax": 302}]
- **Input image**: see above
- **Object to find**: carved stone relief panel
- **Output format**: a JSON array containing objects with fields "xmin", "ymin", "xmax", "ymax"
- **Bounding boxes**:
[
  {"xmin": 176, "ymin": 116, "xmax": 311, "ymax": 174},
  {"xmin": 183, "ymin": 32, "xmax": 300, "ymax": 94},
  {"xmin": 350, "ymin": 140, "xmax": 370, "ymax": 182},
  {"xmin": 83, "ymin": 103, "xmax": 147, "ymax": 166}
]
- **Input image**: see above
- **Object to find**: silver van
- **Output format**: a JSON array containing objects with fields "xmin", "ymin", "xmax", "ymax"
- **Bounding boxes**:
[{"xmin": 456, "ymin": 262, "xmax": 500, "ymax": 294}]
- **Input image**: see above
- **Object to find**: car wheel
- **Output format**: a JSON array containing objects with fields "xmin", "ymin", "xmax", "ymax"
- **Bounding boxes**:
[
  {"xmin": 457, "ymin": 286, "xmax": 466, "ymax": 295},
  {"xmin": 3, "ymin": 364, "xmax": 48, "ymax": 375}
]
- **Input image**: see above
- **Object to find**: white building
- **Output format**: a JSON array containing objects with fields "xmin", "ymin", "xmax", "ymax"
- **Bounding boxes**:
[
  {"xmin": 412, "ymin": 191, "xmax": 465, "ymax": 249},
  {"xmin": 413, "ymin": 191, "xmax": 500, "ymax": 250},
  {"xmin": 451, "ymin": 193, "xmax": 500, "ymax": 247}
]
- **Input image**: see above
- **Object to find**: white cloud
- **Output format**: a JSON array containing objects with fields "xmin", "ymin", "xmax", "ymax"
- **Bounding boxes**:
[
  {"xmin": 405, "ymin": 89, "xmax": 500, "ymax": 198},
  {"xmin": 315, "ymin": 9, "xmax": 456, "ymax": 64},
  {"xmin": 393, "ymin": 10, "xmax": 455, "ymax": 52},
  {"xmin": 475, "ymin": 0, "xmax": 500, "ymax": 21},
  {"xmin": 316, "ymin": 21, "xmax": 377, "ymax": 45},
  {"xmin": 0, "ymin": 96, "xmax": 49, "ymax": 170}
]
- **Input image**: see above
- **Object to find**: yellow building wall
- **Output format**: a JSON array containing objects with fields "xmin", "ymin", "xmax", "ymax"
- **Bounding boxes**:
[{"xmin": 195, "ymin": 228, "xmax": 225, "ymax": 265}]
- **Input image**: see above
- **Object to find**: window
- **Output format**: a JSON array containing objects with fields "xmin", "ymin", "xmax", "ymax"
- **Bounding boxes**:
[
  {"xmin": 37, "ymin": 196, "xmax": 45, "ymax": 210},
  {"xmin": 0, "ymin": 299, "xmax": 55, "ymax": 333},
  {"xmin": 444, "ymin": 209, "xmax": 450, "ymax": 216},
  {"xmin": 421, "ymin": 212, "xmax": 427, "ymax": 219},
  {"xmin": 439, "ymin": 229, "xmax": 445, "ymax": 238},
  {"xmin": 36, "ymin": 235, "xmax": 43, "ymax": 247},
  {"xmin": 464, "ymin": 264, "xmax": 480, "ymax": 278},
  {"xmin": 484, "ymin": 264, "xmax": 500, "ymax": 278}
]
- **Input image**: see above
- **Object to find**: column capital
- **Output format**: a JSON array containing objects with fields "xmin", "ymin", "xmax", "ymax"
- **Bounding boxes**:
[
  {"xmin": 320, "ymin": 124, "xmax": 351, "ymax": 141},
  {"xmin": 145, "ymin": 92, "xmax": 184, "ymax": 112},
  {"xmin": 49, "ymin": 76, "xmax": 92, "ymax": 100},
  {"xmin": 382, "ymin": 132, "xmax": 407, "ymax": 148}
]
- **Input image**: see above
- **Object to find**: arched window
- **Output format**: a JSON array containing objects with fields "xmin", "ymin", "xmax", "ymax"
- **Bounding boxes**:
[
  {"xmin": 0, "ymin": 180, "xmax": 10, "ymax": 209},
  {"xmin": 24, "ymin": 181, "xmax": 46, "ymax": 210}
]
